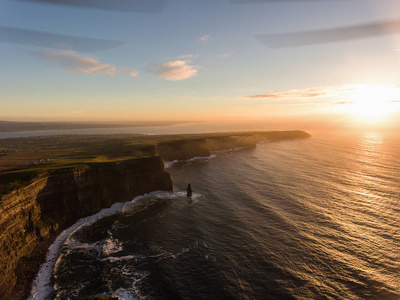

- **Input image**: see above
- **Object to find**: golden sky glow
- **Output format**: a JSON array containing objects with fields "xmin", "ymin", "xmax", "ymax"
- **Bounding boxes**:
[
  {"xmin": 2, "ymin": 1, "xmax": 400, "ymax": 126},
  {"xmin": 337, "ymin": 85, "xmax": 400, "ymax": 123}
]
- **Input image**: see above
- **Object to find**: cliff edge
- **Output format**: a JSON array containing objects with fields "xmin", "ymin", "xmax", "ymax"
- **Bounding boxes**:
[
  {"xmin": 156, "ymin": 130, "xmax": 311, "ymax": 161},
  {"xmin": 0, "ymin": 156, "xmax": 172, "ymax": 300}
]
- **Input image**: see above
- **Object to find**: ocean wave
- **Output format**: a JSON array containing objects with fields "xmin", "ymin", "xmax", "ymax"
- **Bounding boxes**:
[
  {"xmin": 28, "ymin": 190, "xmax": 175, "ymax": 300},
  {"xmin": 210, "ymin": 146, "xmax": 251, "ymax": 154},
  {"xmin": 111, "ymin": 271, "xmax": 150, "ymax": 300},
  {"xmin": 163, "ymin": 147, "xmax": 252, "ymax": 169},
  {"xmin": 34, "ymin": 134, "xmax": 400, "ymax": 300},
  {"xmin": 102, "ymin": 254, "xmax": 143, "ymax": 263}
]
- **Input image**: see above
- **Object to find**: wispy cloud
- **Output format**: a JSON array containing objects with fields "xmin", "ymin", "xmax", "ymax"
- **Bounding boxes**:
[
  {"xmin": 37, "ymin": 50, "xmax": 139, "ymax": 77},
  {"xmin": 177, "ymin": 96, "xmax": 223, "ymax": 100},
  {"xmin": 149, "ymin": 60, "xmax": 198, "ymax": 81},
  {"xmin": 178, "ymin": 54, "xmax": 200, "ymax": 59},
  {"xmin": 0, "ymin": 26, "xmax": 123, "ymax": 52},
  {"xmin": 118, "ymin": 66, "xmax": 139, "ymax": 77},
  {"xmin": 200, "ymin": 35, "xmax": 210, "ymax": 42},
  {"xmin": 256, "ymin": 19, "xmax": 400, "ymax": 48},
  {"xmin": 17, "ymin": 0, "xmax": 168, "ymax": 13},
  {"xmin": 336, "ymin": 101, "xmax": 355, "ymax": 105},
  {"xmin": 239, "ymin": 85, "xmax": 357, "ymax": 100},
  {"xmin": 40, "ymin": 50, "xmax": 117, "ymax": 75}
]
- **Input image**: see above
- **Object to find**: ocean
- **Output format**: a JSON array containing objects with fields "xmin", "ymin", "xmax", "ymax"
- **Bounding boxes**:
[{"xmin": 30, "ymin": 131, "xmax": 400, "ymax": 300}]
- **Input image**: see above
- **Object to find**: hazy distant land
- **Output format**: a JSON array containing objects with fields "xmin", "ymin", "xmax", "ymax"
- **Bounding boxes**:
[{"xmin": 0, "ymin": 121, "xmax": 184, "ymax": 132}]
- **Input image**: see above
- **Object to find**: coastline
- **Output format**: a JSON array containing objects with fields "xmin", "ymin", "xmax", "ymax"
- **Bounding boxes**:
[
  {"xmin": 0, "ymin": 130, "xmax": 311, "ymax": 299},
  {"xmin": 0, "ymin": 157, "xmax": 173, "ymax": 300},
  {"xmin": 29, "ymin": 190, "xmax": 174, "ymax": 300}
]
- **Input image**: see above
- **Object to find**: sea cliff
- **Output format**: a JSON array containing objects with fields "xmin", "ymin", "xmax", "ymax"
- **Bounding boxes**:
[
  {"xmin": 0, "ymin": 156, "xmax": 172, "ymax": 299},
  {"xmin": 0, "ymin": 130, "xmax": 311, "ymax": 299},
  {"xmin": 156, "ymin": 131, "xmax": 311, "ymax": 161}
]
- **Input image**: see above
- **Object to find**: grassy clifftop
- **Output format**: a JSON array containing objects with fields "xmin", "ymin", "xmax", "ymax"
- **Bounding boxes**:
[{"xmin": 0, "ymin": 131, "xmax": 311, "ymax": 196}]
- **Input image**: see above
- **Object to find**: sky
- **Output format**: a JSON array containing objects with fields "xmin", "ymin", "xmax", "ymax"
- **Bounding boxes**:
[{"xmin": 1, "ymin": 0, "xmax": 400, "ymax": 125}]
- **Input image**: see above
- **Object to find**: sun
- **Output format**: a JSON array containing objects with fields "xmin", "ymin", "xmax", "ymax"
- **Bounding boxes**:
[{"xmin": 340, "ymin": 85, "xmax": 400, "ymax": 122}]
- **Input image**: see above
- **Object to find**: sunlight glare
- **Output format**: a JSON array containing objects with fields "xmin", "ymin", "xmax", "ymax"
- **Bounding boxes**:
[{"xmin": 340, "ymin": 85, "xmax": 400, "ymax": 122}]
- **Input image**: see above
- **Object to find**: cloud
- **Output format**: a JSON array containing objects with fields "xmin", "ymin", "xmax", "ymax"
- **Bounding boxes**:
[
  {"xmin": 336, "ymin": 101, "xmax": 355, "ymax": 105},
  {"xmin": 150, "ymin": 60, "xmax": 198, "ymax": 81},
  {"xmin": 16, "ymin": 0, "xmax": 168, "ymax": 13},
  {"xmin": 129, "ymin": 70, "xmax": 139, "ymax": 77},
  {"xmin": 37, "ymin": 50, "xmax": 139, "ymax": 77},
  {"xmin": 177, "ymin": 96, "xmax": 223, "ymax": 100},
  {"xmin": 256, "ymin": 18, "xmax": 400, "ymax": 48},
  {"xmin": 178, "ymin": 54, "xmax": 200, "ymax": 59},
  {"xmin": 239, "ymin": 85, "xmax": 358, "ymax": 100},
  {"xmin": 219, "ymin": 53, "xmax": 231, "ymax": 58},
  {"xmin": 0, "ymin": 25, "xmax": 123, "ymax": 52},
  {"xmin": 118, "ymin": 66, "xmax": 139, "ymax": 77},
  {"xmin": 200, "ymin": 35, "xmax": 210, "ymax": 42}
]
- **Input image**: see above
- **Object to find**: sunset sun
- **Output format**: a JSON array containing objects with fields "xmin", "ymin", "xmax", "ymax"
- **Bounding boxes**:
[{"xmin": 341, "ymin": 85, "xmax": 400, "ymax": 122}]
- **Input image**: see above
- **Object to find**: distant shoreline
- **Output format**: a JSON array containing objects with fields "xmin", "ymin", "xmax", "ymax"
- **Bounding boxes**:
[{"xmin": 0, "ymin": 121, "xmax": 185, "ymax": 132}]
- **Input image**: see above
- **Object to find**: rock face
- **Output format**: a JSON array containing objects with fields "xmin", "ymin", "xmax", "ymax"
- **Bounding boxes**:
[
  {"xmin": 0, "ymin": 156, "xmax": 172, "ymax": 300},
  {"xmin": 157, "ymin": 139, "xmax": 211, "ymax": 161},
  {"xmin": 156, "ymin": 131, "xmax": 311, "ymax": 161}
]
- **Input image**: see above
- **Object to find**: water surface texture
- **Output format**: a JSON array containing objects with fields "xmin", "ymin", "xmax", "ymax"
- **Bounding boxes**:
[{"xmin": 41, "ymin": 133, "xmax": 400, "ymax": 299}]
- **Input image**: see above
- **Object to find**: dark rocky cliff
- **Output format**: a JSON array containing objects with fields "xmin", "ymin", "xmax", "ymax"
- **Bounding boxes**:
[{"xmin": 0, "ymin": 156, "xmax": 172, "ymax": 300}]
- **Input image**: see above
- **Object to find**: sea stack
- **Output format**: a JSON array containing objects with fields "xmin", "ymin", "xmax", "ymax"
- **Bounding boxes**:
[{"xmin": 187, "ymin": 184, "xmax": 192, "ymax": 197}]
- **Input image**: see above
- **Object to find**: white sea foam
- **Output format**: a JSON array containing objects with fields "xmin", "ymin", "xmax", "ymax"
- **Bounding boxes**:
[
  {"xmin": 102, "ymin": 254, "xmax": 142, "ymax": 263},
  {"xmin": 111, "ymin": 271, "xmax": 150, "ymax": 300},
  {"xmin": 163, "ymin": 148, "xmax": 250, "ymax": 169},
  {"xmin": 164, "ymin": 154, "xmax": 217, "ymax": 168},
  {"xmin": 174, "ymin": 190, "xmax": 202, "ymax": 198},
  {"xmin": 163, "ymin": 160, "xmax": 178, "ymax": 168},
  {"xmin": 112, "ymin": 288, "xmax": 140, "ymax": 300},
  {"xmin": 28, "ymin": 190, "xmax": 173, "ymax": 300},
  {"xmin": 210, "ymin": 146, "xmax": 251, "ymax": 155},
  {"xmin": 103, "ymin": 237, "xmax": 123, "ymax": 256}
]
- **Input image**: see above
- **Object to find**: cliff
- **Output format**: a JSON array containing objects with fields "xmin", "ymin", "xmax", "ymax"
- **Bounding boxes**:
[
  {"xmin": 0, "ymin": 130, "xmax": 311, "ymax": 299},
  {"xmin": 0, "ymin": 156, "xmax": 172, "ymax": 300},
  {"xmin": 156, "ymin": 131, "xmax": 311, "ymax": 161},
  {"xmin": 157, "ymin": 139, "xmax": 210, "ymax": 161}
]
